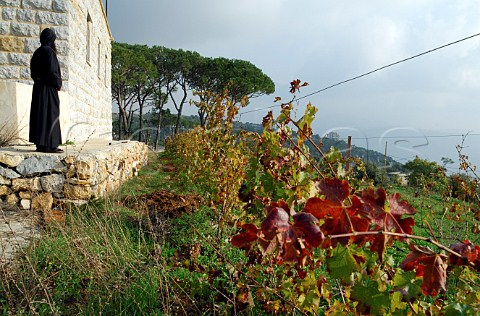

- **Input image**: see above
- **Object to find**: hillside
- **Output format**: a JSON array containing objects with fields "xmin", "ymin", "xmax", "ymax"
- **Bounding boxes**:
[
  {"xmin": 233, "ymin": 121, "xmax": 404, "ymax": 172},
  {"xmin": 112, "ymin": 113, "xmax": 404, "ymax": 172}
]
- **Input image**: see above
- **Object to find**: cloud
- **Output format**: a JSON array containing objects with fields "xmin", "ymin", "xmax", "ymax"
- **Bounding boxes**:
[{"xmin": 108, "ymin": 0, "xmax": 480, "ymax": 164}]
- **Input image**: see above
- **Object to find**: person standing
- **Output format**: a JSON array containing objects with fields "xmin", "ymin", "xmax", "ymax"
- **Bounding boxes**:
[{"xmin": 29, "ymin": 28, "xmax": 63, "ymax": 153}]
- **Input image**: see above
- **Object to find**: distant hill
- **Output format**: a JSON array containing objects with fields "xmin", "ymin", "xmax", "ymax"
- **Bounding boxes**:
[
  {"xmin": 112, "ymin": 113, "xmax": 404, "ymax": 171},
  {"xmin": 233, "ymin": 121, "xmax": 404, "ymax": 172}
]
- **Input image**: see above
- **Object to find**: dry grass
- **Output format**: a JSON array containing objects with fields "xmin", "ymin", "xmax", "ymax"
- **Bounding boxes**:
[{"xmin": 0, "ymin": 120, "xmax": 23, "ymax": 147}]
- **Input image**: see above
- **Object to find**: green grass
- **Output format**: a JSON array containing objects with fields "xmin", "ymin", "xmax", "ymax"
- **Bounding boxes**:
[
  {"xmin": 0, "ymin": 152, "xmax": 248, "ymax": 315},
  {"xmin": 391, "ymin": 185, "xmax": 480, "ymax": 245},
  {"xmin": 2, "ymin": 151, "xmax": 479, "ymax": 315}
]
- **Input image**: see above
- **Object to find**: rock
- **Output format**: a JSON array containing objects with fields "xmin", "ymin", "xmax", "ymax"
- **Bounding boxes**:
[
  {"xmin": 0, "ymin": 165, "xmax": 21, "ymax": 179},
  {"xmin": 75, "ymin": 158, "xmax": 95, "ymax": 180},
  {"xmin": 31, "ymin": 193, "xmax": 53, "ymax": 211},
  {"xmin": 40, "ymin": 174, "xmax": 65, "ymax": 193},
  {"xmin": 6, "ymin": 193, "xmax": 18, "ymax": 205},
  {"xmin": 0, "ymin": 175, "xmax": 11, "ymax": 185},
  {"xmin": 64, "ymin": 184, "xmax": 92, "ymax": 200},
  {"xmin": 11, "ymin": 178, "xmax": 42, "ymax": 191},
  {"xmin": 16, "ymin": 156, "xmax": 64, "ymax": 176},
  {"xmin": 0, "ymin": 185, "xmax": 11, "ymax": 196},
  {"xmin": 20, "ymin": 199, "xmax": 31, "ymax": 210},
  {"xmin": 66, "ymin": 178, "xmax": 95, "ymax": 186},
  {"xmin": 0, "ymin": 153, "xmax": 24, "ymax": 167},
  {"xmin": 64, "ymin": 156, "xmax": 76, "ymax": 165},
  {"xmin": 43, "ymin": 209, "xmax": 66, "ymax": 225},
  {"xmin": 19, "ymin": 191, "xmax": 32, "ymax": 199}
]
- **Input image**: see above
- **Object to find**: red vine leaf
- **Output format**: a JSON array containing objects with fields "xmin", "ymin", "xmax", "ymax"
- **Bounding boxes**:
[
  {"xmin": 367, "ymin": 193, "xmax": 416, "ymax": 260},
  {"xmin": 230, "ymin": 224, "xmax": 259, "ymax": 250},
  {"xmin": 317, "ymin": 178, "xmax": 350, "ymax": 204},
  {"xmin": 304, "ymin": 197, "xmax": 342, "ymax": 219},
  {"xmin": 400, "ymin": 245, "xmax": 447, "ymax": 296},
  {"xmin": 293, "ymin": 213, "xmax": 324, "ymax": 248},
  {"xmin": 356, "ymin": 187, "xmax": 387, "ymax": 218},
  {"xmin": 261, "ymin": 206, "xmax": 290, "ymax": 240},
  {"xmin": 304, "ymin": 196, "xmax": 369, "ymax": 247},
  {"xmin": 388, "ymin": 193, "xmax": 417, "ymax": 217},
  {"xmin": 232, "ymin": 204, "xmax": 323, "ymax": 266},
  {"xmin": 449, "ymin": 240, "xmax": 480, "ymax": 270}
]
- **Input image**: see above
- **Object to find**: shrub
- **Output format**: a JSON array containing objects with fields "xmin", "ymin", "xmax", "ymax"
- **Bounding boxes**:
[{"xmin": 404, "ymin": 156, "xmax": 449, "ymax": 194}]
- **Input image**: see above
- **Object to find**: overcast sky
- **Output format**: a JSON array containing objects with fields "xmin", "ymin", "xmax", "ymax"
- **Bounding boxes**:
[{"xmin": 105, "ymin": 0, "xmax": 480, "ymax": 169}]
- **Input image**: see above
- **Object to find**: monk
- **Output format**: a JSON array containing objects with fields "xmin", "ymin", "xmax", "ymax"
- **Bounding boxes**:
[{"xmin": 29, "ymin": 28, "xmax": 63, "ymax": 153}]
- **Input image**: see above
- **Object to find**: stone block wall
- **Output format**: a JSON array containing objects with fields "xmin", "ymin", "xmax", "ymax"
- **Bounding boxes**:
[
  {"xmin": 0, "ymin": 0, "xmax": 70, "ymax": 85},
  {"xmin": 0, "ymin": 141, "xmax": 148, "ymax": 210},
  {"xmin": 0, "ymin": 0, "xmax": 112, "ymax": 143},
  {"xmin": 65, "ymin": 0, "xmax": 112, "ymax": 141}
]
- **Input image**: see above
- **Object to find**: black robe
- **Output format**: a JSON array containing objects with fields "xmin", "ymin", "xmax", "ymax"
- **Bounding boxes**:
[{"xmin": 29, "ymin": 45, "xmax": 62, "ymax": 150}]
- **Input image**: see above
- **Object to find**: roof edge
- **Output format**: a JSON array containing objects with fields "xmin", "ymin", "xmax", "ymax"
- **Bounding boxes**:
[{"xmin": 98, "ymin": 0, "xmax": 113, "ymax": 41}]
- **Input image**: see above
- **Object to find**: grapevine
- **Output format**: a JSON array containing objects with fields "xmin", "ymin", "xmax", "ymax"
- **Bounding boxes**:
[{"xmin": 230, "ymin": 80, "xmax": 480, "ymax": 314}]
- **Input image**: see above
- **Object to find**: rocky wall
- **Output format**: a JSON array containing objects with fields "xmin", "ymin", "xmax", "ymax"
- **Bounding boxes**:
[{"xmin": 0, "ymin": 141, "xmax": 148, "ymax": 210}]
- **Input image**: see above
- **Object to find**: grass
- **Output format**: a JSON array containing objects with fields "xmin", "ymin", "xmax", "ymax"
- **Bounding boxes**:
[
  {"xmin": 0, "ymin": 152, "xmax": 250, "ymax": 315},
  {"xmin": 0, "ymin": 119, "xmax": 23, "ymax": 147},
  {"xmin": 391, "ymin": 185, "xmax": 480, "ymax": 245},
  {"xmin": 1, "ymin": 150, "xmax": 479, "ymax": 315}
]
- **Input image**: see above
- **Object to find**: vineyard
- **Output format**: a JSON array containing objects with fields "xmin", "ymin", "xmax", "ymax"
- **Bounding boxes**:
[
  {"xmin": 1, "ymin": 81, "xmax": 480, "ymax": 315},
  {"xmin": 167, "ymin": 81, "xmax": 480, "ymax": 315}
]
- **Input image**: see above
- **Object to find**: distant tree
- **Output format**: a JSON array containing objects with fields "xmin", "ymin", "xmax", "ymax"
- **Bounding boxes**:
[
  {"xmin": 362, "ymin": 161, "xmax": 390, "ymax": 186},
  {"xmin": 151, "ymin": 47, "xmax": 202, "ymax": 134},
  {"xmin": 441, "ymin": 157, "xmax": 455, "ymax": 169},
  {"xmin": 188, "ymin": 57, "xmax": 275, "ymax": 127},
  {"xmin": 111, "ymin": 42, "xmax": 137, "ymax": 139},
  {"xmin": 129, "ymin": 44, "xmax": 157, "ymax": 142},
  {"xmin": 404, "ymin": 157, "xmax": 449, "ymax": 193}
]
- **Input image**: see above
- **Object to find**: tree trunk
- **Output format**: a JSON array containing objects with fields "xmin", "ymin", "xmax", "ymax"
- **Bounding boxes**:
[
  {"xmin": 138, "ymin": 96, "xmax": 143, "ymax": 142},
  {"xmin": 154, "ymin": 110, "xmax": 162, "ymax": 150}
]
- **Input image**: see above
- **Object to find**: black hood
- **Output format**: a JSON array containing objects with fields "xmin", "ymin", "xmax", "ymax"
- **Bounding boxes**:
[{"xmin": 40, "ymin": 28, "xmax": 56, "ymax": 47}]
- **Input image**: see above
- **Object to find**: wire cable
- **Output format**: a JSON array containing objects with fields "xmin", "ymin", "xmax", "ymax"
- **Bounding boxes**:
[{"xmin": 239, "ymin": 31, "xmax": 480, "ymax": 116}]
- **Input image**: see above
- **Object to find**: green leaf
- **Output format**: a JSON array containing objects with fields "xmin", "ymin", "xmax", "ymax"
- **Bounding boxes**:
[
  {"xmin": 350, "ymin": 281, "xmax": 390, "ymax": 315},
  {"xmin": 444, "ymin": 303, "xmax": 475, "ymax": 316},
  {"xmin": 393, "ymin": 270, "xmax": 422, "ymax": 301},
  {"xmin": 390, "ymin": 291, "xmax": 407, "ymax": 314},
  {"xmin": 326, "ymin": 244, "xmax": 360, "ymax": 283},
  {"xmin": 393, "ymin": 269, "xmax": 415, "ymax": 288}
]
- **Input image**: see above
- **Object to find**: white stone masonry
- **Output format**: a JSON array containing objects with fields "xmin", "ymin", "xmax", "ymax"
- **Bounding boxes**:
[{"xmin": 0, "ymin": 0, "xmax": 112, "ymax": 143}]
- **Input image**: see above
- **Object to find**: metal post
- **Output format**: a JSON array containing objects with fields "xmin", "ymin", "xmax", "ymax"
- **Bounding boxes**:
[{"xmin": 346, "ymin": 136, "xmax": 352, "ymax": 172}]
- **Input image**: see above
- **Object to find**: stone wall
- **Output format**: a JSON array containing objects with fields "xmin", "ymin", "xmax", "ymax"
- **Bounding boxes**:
[
  {"xmin": 0, "ymin": 141, "xmax": 148, "ymax": 210},
  {"xmin": 0, "ymin": 0, "xmax": 112, "ymax": 142},
  {"xmin": 65, "ymin": 0, "xmax": 112, "ymax": 141}
]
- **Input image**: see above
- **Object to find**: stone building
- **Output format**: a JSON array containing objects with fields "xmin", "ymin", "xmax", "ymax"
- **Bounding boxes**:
[{"xmin": 0, "ymin": 0, "xmax": 112, "ymax": 143}]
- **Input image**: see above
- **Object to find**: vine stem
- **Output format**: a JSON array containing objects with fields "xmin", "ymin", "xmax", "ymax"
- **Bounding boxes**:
[
  {"xmin": 275, "ymin": 96, "xmax": 336, "ymax": 176},
  {"xmin": 327, "ymin": 231, "xmax": 464, "ymax": 259},
  {"xmin": 290, "ymin": 119, "xmax": 337, "ymax": 176},
  {"xmin": 280, "ymin": 125, "xmax": 326, "ymax": 179}
]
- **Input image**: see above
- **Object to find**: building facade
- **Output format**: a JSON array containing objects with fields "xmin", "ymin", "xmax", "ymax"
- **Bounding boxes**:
[{"xmin": 0, "ymin": 0, "xmax": 112, "ymax": 142}]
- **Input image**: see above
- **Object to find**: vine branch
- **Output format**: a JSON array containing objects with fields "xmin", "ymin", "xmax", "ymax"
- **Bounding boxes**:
[{"xmin": 327, "ymin": 230, "xmax": 464, "ymax": 259}]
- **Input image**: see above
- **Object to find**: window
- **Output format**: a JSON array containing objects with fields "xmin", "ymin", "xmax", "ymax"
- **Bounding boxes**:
[
  {"xmin": 86, "ymin": 13, "xmax": 92, "ymax": 64},
  {"xmin": 104, "ymin": 54, "xmax": 108, "ymax": 86},
  {"xmin": 97, "ymin": 40, "xmax": 101, "ymax": 78}
]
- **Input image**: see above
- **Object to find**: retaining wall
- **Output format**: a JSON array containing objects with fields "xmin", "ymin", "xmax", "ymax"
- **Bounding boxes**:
[{"xmin": 0, "ymin": 140, "xmax": 148, "ymax": 210}]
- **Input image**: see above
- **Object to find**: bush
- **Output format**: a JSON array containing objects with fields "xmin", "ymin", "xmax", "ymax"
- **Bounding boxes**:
[
  {"xmin": 449, "ymin": 173, "xmax": 479, "ymax": 202},
  {"xmin": 404, "ymin": 156, "xmax": 449, "ymax": 194}
]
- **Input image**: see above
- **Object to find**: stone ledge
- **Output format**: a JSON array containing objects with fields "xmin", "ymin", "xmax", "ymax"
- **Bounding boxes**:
[{"xmin": 0, "ymin": 139, "xmax": 149, "ymax": 208}]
